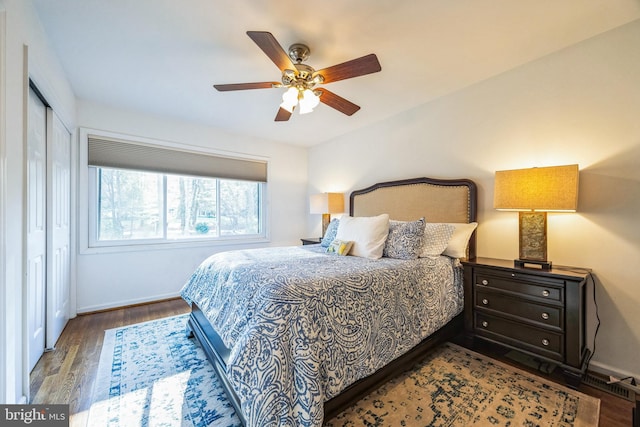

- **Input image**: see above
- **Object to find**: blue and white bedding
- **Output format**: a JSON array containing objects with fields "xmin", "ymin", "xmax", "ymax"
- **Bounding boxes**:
[{"xmin": 180, "ymin": 244, "xmax": 464, "ymax": 427}]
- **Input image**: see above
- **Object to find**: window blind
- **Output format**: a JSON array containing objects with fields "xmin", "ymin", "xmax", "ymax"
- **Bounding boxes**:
[{"xmin": 88, "ymin": 136, "xmax": 267, "ymax": 182}]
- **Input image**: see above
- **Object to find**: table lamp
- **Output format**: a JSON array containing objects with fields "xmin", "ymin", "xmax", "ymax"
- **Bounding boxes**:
[
  {"xmin": 493, "ymin": 164, "xmax": 579, "ymax": 270},
  {"xmin": 310, "ymin": 193, "xmax": 344, "ymax": 238}
]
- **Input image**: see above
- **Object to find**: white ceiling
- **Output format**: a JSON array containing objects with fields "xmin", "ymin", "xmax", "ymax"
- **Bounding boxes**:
[{"xmin": 32, "ymin": 0, "xmax": 640, "ymax": 147}]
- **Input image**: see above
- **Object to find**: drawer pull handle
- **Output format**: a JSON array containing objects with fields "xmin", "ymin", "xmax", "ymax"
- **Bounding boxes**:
[
  {"xmin": 482, "ymin": 298, "xmax": 489, "ymax": 305},
  {"xmin": 542, "ymin": 339, "xmax": 550, "ymax": 346},
  {"xmin": 481, "ymin": 321, "xmax": 489, "ymax": 328},
  {"xmin": 481, "ymin": 279, "xmax": 489, "ymax": 286},
  {"xmin": 541, "ymin": 312, "xmax": 550, "ymax": 320},
  {"xmin": 542, "ymin": 290, "xmax": 550, "ymax": 297}
]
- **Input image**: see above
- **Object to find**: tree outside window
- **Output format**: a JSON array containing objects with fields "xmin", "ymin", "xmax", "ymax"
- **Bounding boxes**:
[{"xmin": 96, "ymin": 167, "xmax": 262, "ymax": 242}]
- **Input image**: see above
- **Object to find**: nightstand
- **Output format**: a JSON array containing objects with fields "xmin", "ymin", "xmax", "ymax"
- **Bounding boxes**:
[
  {"xmin": 462, "ymin": 257, "xmax": 591, "ymax": 387},
  {"xmin": 300, "ymin": 237, "xmax": 321, "ymax": 245}
]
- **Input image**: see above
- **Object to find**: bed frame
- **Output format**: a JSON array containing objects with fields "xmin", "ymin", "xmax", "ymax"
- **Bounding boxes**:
[{"xmin": 187, "ymin": 176, "xmax": 477, "ymax": 425}]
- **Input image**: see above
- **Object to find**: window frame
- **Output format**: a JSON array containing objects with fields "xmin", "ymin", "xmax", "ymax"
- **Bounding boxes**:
[{"xmin": 79, "ymin": 128, "xmax": 270, "ymax": 254}]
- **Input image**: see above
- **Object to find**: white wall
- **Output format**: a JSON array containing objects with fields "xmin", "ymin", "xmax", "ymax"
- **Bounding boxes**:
[
  {"xmin": 75, "ymin": 100, "xmax": 308, "ymax": 312},
  {"xmin": 0, "ymin": 0, "xmax": 76, "ymax": 404},
  {"xmin": 308, "ymin": 20, "xmax": 640, "ymax": 380}
]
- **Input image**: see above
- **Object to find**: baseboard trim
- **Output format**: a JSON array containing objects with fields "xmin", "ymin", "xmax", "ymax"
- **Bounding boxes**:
[{"xmin": 77, "ymin": 294, "xmax": 184, "ymax": 315}]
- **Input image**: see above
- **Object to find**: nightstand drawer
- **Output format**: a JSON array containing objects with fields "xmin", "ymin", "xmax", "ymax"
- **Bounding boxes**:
[
  {"xmin": 475, "ymin": 290, "xmax": 563, "ymax": 330},
  {"xmin": 475, "ymin": 312, "xmax": 564, "ymax": 361},
  {"xmin": 475, "ymin": 270, "xmax": 563, "ymax": 304}
]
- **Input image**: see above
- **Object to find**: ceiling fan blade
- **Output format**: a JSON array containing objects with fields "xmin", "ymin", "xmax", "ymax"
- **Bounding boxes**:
[
  {"xmin": 317, "ymin": 89, "xmax": 361, "ymax": 116},
  {"xmin": 213, "ymin": 82, "xmax": 279, "ymax": 91},
  {"xmin": 314, "ymin": 54, "xmax": 381, "ymax": 84},
  {"xmin": 247, "ymin": 31, "xmax": 297, "ymax": 72},
  {"xmin": 275, "ymin": 107, "xmax": 292, "ymax": 121}
]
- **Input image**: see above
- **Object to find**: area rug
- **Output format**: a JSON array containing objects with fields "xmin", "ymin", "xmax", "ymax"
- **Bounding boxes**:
[
  {"xmin": 325, "ymin": 345, "xmax": 600, "ymax": 427},
  {"xmin": 88, "ymin": 315, "xmax": 240, "ymax": 427},
  {"xmin": 88, "ymin": 314, "xmax": 599, "ymax": 426}
]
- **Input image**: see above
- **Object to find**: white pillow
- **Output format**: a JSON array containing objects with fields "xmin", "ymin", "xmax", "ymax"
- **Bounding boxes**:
[
  {"xmin": 335, "ymin": 214, "xmax": 390, "ymax": 259},
  {"xmin": 420, "ymin": 223, "xmax": 455, "ymax": 258},
  {"xmin": 441, "ymin": 222, "xmax": 478, "ymax": 259}
]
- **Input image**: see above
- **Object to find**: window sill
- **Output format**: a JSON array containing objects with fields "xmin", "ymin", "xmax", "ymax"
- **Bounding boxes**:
[{"xmin": 79, "ymin": 236, "xmax": 270, "ymax": 255}]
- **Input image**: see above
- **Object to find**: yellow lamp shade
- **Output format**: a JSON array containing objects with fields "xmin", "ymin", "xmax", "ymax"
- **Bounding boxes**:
[
  {"xmin": 310, "ymin": 193, "xmax": 344, "ymax": 214},
  {"xmin": 494, "ymin": 164, "xmax": 579, "ymax": 212},
  {"xmin": 310, "ymin": 192, "xmax": 344, "ymax": 238}
]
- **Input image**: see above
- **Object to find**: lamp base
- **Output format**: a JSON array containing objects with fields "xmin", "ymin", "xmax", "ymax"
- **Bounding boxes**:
[
  {"xmin": 519, "ymin": 211, "xmax": 548, "ymax": 260},
  {"xmin": 514, "ymin": 259, "xmax": 552, "ymax": 271},
  {"xmin": 321, "ymin": 213, "xmax": 331, "ymax": 238}
]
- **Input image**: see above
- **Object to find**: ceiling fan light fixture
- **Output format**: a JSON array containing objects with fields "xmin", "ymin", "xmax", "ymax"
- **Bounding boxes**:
[
  {"xmin": 299, "ymin": 89, "xmax": 320, "ymax": 114},
  {"xmin": 298, "ymin": 102, "xmax": 313, "ymax": 115},
  {"xmin": 280, "ymin": 87, "xmax": 298, "ymax": 113}
]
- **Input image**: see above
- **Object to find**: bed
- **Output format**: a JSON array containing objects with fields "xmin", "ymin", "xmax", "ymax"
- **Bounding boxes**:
[{"xmin": 181, "ymin": 176, "xmax": 477, "ymax": 427}]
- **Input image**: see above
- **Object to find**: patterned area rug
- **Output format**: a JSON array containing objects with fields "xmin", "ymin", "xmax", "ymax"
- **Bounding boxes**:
[
  {"xmin": 325, "ymin": 344, "xmax": 600, "ymax": 427},
  {"xmin": 88, "ymin": 315, "xmax": 240, "ymax": 427},
  {"xmin": 88, "ymin": 314, "xmax": 599, "ymax": 426}
]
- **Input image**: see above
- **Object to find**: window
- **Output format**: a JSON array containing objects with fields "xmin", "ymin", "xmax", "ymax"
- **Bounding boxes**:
[
  {"xmin": 84, "ymin": 131, "xmax": 267, "ymax": 248},
  {"xmin": 95, "ymin": 168, "xmax": 263, "ymax": 243}
]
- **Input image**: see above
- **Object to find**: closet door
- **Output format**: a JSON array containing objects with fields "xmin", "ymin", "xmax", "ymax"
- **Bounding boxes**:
[
  {"xmin": 46, "ymin": 109, "xmax": 71, "ymax": 349},
  {"xmin": 26, "ymin": 88, "xmax": 47, "ymax": 372}
]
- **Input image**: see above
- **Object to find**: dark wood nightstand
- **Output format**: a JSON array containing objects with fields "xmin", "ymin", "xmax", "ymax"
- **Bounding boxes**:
[
  {"xmin": 300, "ymin": 237, "xmax": 322, "ymax": 245},
  {"xmin": 461, "ymin": 257, "xmax": 591, "ymax": 387}
]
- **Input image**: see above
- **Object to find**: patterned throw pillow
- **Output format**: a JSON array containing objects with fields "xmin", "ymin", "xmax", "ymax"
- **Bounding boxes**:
[
  {"xmin": 326, "ymin": 239, "xmax": 354, "ymax": 256},
  {"xmin": 321, "ymin": 218, "xmax": 340, "ymax": 247},
  {"xmin": 383, "ymin": 218, "xmax": 425, "ymax": 260},
  {"xmin": 420, "ymin": 223, "xmax": 456, "ymax": 258}
]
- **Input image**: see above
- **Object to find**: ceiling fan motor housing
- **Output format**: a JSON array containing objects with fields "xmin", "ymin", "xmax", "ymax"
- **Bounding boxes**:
[{"xmin": 288, "ymin": 43, "xmax": 310, "ymax": 63}]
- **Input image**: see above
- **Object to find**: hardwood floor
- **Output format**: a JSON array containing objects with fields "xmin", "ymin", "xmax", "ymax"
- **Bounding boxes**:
[{"xmin": 30, "ymin": 298, "xmax": 635, "ymax": 426}]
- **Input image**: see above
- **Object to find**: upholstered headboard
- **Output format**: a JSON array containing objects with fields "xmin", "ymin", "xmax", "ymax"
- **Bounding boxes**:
[{"xmin": 350, "ymin": 177, "xmax": 478, "ymax": 259}]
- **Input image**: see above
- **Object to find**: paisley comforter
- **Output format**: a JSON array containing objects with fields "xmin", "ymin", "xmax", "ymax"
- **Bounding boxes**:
[{"xmin": 180, "ymin": 245, "xmax": 464, "ymax": 427}]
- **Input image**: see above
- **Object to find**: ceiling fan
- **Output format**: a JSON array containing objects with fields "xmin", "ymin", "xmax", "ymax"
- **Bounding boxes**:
[{"xmin": 213, "ymin": 31, "xmax": 382, "ymax": 121}]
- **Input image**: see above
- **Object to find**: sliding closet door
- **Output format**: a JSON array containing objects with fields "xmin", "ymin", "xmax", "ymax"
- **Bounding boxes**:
[
  {"xmin": 27, "ymin": 87, "xmax": 72, "ymax": 369},
  {"xmin": 46, "ymin": 109, "xmax": 70, "ymax": 349},
  {"xmin": 26, "ymin": 88, "xmax": 47, "ymax": 372}
]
